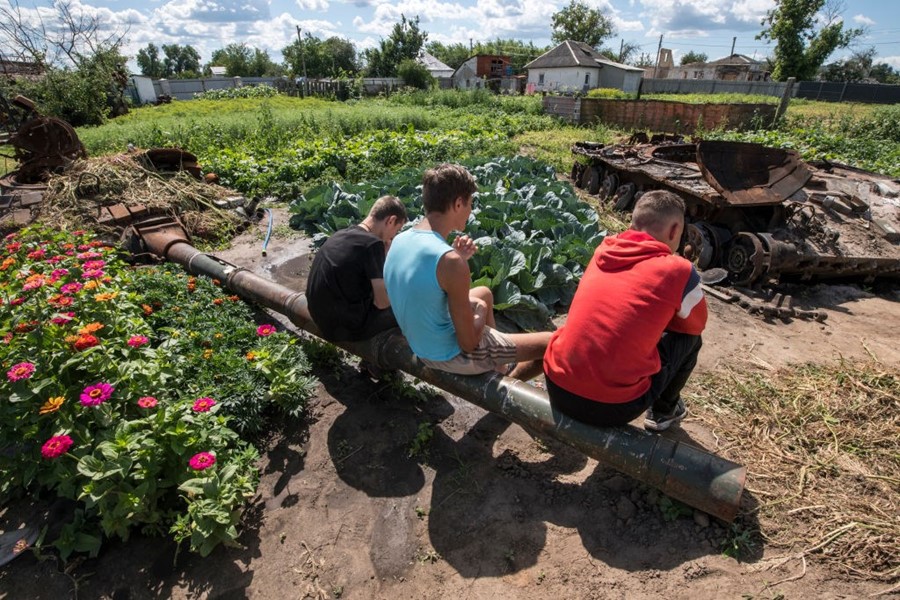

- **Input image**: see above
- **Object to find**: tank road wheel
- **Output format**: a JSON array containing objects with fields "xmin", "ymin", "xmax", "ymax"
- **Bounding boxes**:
[
  {"xmin": 612, "ymin": 182, "xmax": 637, "ymax": 211},
  {"xmin": 599, "ymin": 172, "xmax": 619, "ymax": 203},
  {"xmin": 571, "ymin": 162, "xmax": 585, "ymax": 187},
  {"xmin": 581, "ymin": 166, "xmax": 602, "ymax": 195},
  {"xmin": 725, "ymin": 232, "xmax": 768, "ymax": 286}
]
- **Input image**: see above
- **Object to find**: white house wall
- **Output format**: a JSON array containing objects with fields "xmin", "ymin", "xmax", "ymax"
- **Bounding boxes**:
[{"xmin": 527, "ymin": 67, "xmax": 601, "ymax": 92}]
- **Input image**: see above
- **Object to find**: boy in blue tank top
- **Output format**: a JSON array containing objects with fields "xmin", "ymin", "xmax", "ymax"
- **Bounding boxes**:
[{"xmin": 384, "ymin": 164, "xmax": 551, "ymax": 380}]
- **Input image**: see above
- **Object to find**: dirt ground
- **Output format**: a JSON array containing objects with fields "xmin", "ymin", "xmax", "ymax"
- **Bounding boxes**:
[{"xmin": 1, "ymin": 209, "xmax": 898, "ymax": 599}]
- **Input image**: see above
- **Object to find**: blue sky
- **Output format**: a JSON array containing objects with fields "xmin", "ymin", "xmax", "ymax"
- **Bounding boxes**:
[{"xmin": 3, "ymin": 0, "xmax": 899, "ymax": 71}]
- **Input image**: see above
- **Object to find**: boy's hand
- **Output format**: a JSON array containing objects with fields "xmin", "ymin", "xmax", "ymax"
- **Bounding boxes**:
[{"xmin": 452, "ymin": 235, "xmax": 477, "ymax": 260}]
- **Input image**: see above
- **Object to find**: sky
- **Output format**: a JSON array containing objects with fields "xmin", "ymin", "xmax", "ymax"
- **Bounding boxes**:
[{"xmin": 3, "ymin": 0, "xmax": 899, "ymax": 72}]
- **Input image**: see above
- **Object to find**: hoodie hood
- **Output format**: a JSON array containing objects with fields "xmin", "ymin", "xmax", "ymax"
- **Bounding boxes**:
[{"xmin": 596, "ymin": 230, "xmax": 672, "ymax": 272}]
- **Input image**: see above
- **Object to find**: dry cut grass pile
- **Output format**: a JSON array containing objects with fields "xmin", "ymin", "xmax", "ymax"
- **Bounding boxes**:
[
  {"xmin": 691, "ymin": 361, "xmax": 899, "ymax": 584},
  {"xmin": 36, "ymin": 153, "xmax": 244, "ymax": 246}
]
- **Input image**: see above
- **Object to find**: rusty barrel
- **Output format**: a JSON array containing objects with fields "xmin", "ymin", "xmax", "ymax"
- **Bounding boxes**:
[{"xmin": 137, "ymin": 224, "xmax": 746, "ymax": 522}]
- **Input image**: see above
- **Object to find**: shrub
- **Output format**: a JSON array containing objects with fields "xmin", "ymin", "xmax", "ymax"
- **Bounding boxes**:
[
  {"xmin": 194, "ymin": 84, "xmax": 280, "ymax": 100},
  {"xmin": 585, "ymin": 88, "xmax": 633, "ymax": 99},
  {"xmin": 397, "ymin": 59, "xmax": 435, "ymax": 90}
]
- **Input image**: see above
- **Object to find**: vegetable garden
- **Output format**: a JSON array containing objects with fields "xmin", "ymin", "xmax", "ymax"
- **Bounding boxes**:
[{"xmin": 1, "ymin": 88, "xmax": 898, "ymax": 595}]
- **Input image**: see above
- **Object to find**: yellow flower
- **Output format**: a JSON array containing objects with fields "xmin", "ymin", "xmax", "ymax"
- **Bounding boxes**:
[
  {"xmin": 202, "ymin": 349, "xmax": 213, "ymax": 360},
  {"xmin": 214, "ymin": 333, "xmax": 223, "ymax": 339},
  {"xmin": 39, "ymin": 396, "xmax": 65, "ymax": 415},
  {"xmin": 83, "ymin": 280, "xmax": 100, "ymax": 290},
  {"xmin": 94, "ymin": 292, "xmax": 118, "ymax": 302}
]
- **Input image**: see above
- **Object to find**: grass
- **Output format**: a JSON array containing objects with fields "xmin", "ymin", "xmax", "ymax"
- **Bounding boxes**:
[
  {"xmin": 689, "ymin": 361, "xmax": 899, "ymax": 582},
  {"xmin": 643, "ymin": 92, "xmax": 779, "ymax": 105}
]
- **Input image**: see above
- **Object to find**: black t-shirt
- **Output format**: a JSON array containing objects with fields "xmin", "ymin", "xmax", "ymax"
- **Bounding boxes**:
[{"xmin": 306, "ymin": 226, "xmax": 386, "ymax": 340}]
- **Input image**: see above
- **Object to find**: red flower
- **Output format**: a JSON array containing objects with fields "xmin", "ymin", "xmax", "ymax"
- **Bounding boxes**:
[
  {"xmin": 189, "ymin": 452, "xmax": 216, "ymax": 470},
  {"xmin": 41, "ymin": 435, "xmax": 73, "ymax": 459},
  {"xmin": 74, "ymin": 334, "xmax": 99, "ymax": 351}
]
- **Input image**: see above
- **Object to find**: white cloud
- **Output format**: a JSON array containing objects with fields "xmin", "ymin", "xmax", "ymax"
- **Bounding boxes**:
[
  {"xmin": 852, "ymin": 14, "xmax": 875, "ymax": 26},
  {"xmin": 881, "ymin": 55, "xmax": 900, "ymax": 70},
  {"xmin": 296, "ymin": 0, "xmax": 330, "ymax": 11},
  {"xmin": 639, "ymin": 0, "xmax": 772, "ymax": 37}
]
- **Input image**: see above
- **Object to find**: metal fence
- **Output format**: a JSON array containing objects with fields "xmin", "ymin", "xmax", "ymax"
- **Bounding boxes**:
[
  {"xmin": 136, "ymin": 76, "xmax": 404, "ymax": 103},
  {"xmin": 794, "ymin": 81, "xmax": 900, "ymax": 104}
]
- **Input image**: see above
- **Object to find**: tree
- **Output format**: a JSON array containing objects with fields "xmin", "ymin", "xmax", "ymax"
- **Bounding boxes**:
[
  {"xmin": 208, "ymin": 44, "xmax": 280, "ymax": 77},
  {"xmin": 757, "ymin": 0, "xmax": 863, "ymax": 81},
  {"xmin": 680, "ymin": 51, "xmax": 708, "ymax": 65},
  {"xmin": 633, "ymin": 52, "xmax": 655, "ymax": 68},
  {"xmin": 397, "ymin": 58, "xmax": 434, "ymax": 89},
  {"xmin": 162, "ymin": 44, "xmax": 201, "ymax": 78},
  {"xmin": 283, "ymin": 35, "xmax": 358, "ymax": 78},
  {"xmin": 819, "ymin": 47, "xmax": 875, "ymax": 82},
  {"xmin": 425, "ymin": 41, "xmax": 470, "ymax": 70},
  {"xmin": 869, "ymin": 62, "xmax": 900, "ymax": 84},
  {"xmin": 364, "ymin": 14, "xmax": 427, "ymax": 77},
  {"xmin": 551, "ymin": 0, "xmax": 616, "ymax": 48},
  {"xmin": 136, "ymin": 44, "xmax": 165, "ymax": 78}
]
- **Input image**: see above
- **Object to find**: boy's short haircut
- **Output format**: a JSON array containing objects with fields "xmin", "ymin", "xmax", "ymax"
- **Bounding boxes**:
[
  {"xmin": 368, "ymin": 195, "xmax": 408, "ymax": 222},
  {"xmin": 422, "ymin": 164, "xmax": 478, "ymax": 214},
  {"xmin": 631, "ymin": 190, "xmax": 686, "ymax": 232}
]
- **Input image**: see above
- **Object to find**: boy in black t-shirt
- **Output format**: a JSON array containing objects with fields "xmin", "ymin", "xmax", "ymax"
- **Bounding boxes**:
[{"xmin": 306, "ymin": 196, "xmax": 407, "ymax": 342}]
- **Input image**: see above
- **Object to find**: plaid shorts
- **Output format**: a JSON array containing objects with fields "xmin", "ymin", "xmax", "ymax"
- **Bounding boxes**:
[{"xmin": 419, "ymin": 326, "xmax": 517, "ymax": 375}]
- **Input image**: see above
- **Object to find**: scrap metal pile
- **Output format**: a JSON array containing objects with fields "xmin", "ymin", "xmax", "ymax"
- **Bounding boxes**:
[{"xmin": 572, "ymin": 137, "xmax": 900, "ymax": 318}]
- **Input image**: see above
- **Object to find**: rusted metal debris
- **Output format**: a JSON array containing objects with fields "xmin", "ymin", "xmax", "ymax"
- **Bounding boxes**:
[{"xmin": 573, "ymin": 139, "xmax": 900, "ymax": 287}]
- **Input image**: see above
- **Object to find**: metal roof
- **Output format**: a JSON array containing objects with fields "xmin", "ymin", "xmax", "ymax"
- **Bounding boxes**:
[{"xmin": 524, "ymin": 40, "xmax": 644, "ymax": 72}]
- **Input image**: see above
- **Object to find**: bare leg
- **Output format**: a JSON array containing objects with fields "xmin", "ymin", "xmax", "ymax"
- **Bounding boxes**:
[
  {"xmin": 468, "ymin": 286, "xmax": 496, "ymax": 328},
  {"xmin": 507, "ymin": 331, "xmax": 553, "ymax": 381}
]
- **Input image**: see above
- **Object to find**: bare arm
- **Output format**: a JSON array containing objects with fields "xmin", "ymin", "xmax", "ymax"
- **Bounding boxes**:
[
  {"xmin": 437, "ymin": 251, "xmax": 482, "ymax": 353},
  {"xmin": 371, "ymin": 278, "xmax": 390, "ymax": 309}
]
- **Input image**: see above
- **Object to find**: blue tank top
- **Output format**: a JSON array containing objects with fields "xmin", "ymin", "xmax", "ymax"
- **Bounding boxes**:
[{"xmin": 383, "ymin": 228, "xmax": 460, "ymax": 361}]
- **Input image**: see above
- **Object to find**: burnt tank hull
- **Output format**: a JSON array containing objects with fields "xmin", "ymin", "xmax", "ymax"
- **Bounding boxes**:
[{"xmin": 572, "ymin": 139, "xmax": 900, "ymax": 286}]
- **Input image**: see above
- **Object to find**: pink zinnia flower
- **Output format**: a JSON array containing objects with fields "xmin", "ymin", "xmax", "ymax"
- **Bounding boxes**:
[
  {"xmin": 127, "ymin": 335, "xmax": 149, "ymax": 348},
  {"xmin": 7, "ymin": 362, "xmax": 35, "ymax": 381},
  {"xmin": 60, "ymin": 282, "xmax": 83, "ymax": 295},
  {"xmin": 82, "ymin": 260, "xmax": 105, "ymax": 270},
  {"xmin": 137, "ymin": 396, "xmax": 158, "ymax": 409},
  {"xmin": 46, "ymin": 255, "xmax": 65, "ymax": 264},
  {"xmin": 192, "ymin": 397, "xmax": 216, "ymax": 412},
  {"xmin": 50, "ymin": 312, "xmax": 75, "ymax": 325},
  {"xmin": 41, "ymin": 435, "xmax": 73, "ymax": 459},
  {"xmin": 256, "ymin": 324, "xmax": 276, "ymax": 337},
  {"xmin": 10, "ymin": 297, "xmax": 24, "ymax": 306},
  {"xmin": 72, "ymin": 230, "xmax": 86, "ymax": 236},
  {"xmin": 80, "ymin": 382, "xmax": 114, "ymax": 406},
  {"xmin": 5, "ymin": 242, "xmax": 21, "ymax": 253},
  {"xmin": 77, "ymin": 244, "xmax": 91, "ymax": 251},
  {"xmin": 26, "ymin": 248, "xmax": 46, "ymax": 259},
  {"xmin": 76, "ymin": 251, "xmax": 102, "ymax": 260},
  {"xmin": 49, "ymin": 268, "xmax": 70, "ymax": 281},
  {"xmin": 81, "ymin": 269, "xmax": 104, "ymax": 280},
  {"xmin": 189, "ymin": 452, "xmax": 216, "ymax": 470}
]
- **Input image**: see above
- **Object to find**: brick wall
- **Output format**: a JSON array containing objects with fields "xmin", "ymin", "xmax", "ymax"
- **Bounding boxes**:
[{"xmin": 543, "ymin": 97, "xmax": 777, "ymax": 133}]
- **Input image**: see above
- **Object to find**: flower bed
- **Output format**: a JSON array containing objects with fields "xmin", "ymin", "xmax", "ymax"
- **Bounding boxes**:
[{"xmin": 0, "ymin": 226, "xmax": 317, "ymax": 557}]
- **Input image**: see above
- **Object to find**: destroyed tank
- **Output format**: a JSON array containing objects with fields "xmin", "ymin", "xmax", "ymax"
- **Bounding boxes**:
[{"xmin": 571, "ymin": 138, "xmax": 900, "ymax": 286}]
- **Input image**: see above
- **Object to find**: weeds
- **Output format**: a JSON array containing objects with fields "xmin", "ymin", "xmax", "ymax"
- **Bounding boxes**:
[{"xmin": 408, "ymin": 422, "xmax": 434, "ymax": 459}]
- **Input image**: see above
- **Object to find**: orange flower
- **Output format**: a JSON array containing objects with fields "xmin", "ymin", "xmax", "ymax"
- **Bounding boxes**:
[
  {"xmin": 74, "ymin": 334, "xmax": 99, "ymax": 351},
  {"xmin": 212, "ymin": 298, "xmax": 223, "ymax": 305},
  {"xmin": 39, "ymin": 396, "xmax": 65, "ymax": 415},
  {"xmin": 64, "ymin": 334, "xmax": 79, "ymax": 344},
  {"xmin": 94, "ymin": 292, "xmax": 118, "ymax": 302},
  {"xmin": 228, "ymin": 295, "xmax": 239, "ymax": 302},
  {"xmin": 142, "ymin": 304, "xmax": 153, "ymax": 315},
  {"xmin": 245, "ymin": 351, "xmax": 256, "ymax": 361},
  {"xmin": 83, "ymin": 280, "xmax": 100, "ymax": 290},
  {"xmin": 78, "ymin": 322, "xmax": 104, "ymax": 335},
  {"xmin": 0, "ymin": 257, "xmax": 16, "ymax": 270},
  {"xmin": 212, "ymin": 279, "xmax": 221, "ymax": 286}
]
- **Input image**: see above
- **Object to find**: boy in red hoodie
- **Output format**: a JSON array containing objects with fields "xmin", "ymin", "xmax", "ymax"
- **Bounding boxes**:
[{"xmin": 543, "ymin": 190, "xmax": 707, "ymax": 431}]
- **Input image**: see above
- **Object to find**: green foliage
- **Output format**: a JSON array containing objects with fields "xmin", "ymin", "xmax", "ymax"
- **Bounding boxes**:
[
  {"xmin": 643, "ymin": 92, "xmax": 778, "ymax": 105},
  {"xmin": 586, "ymin": 88, "xmax": 633, "ymax": 99},
  {"xmin": 819, "ymin": 48, "xmax": 876, "ymax": 82},
  {"xmin": 679, "ymin": 51, "xmax": 708, "ymax": 65},
  {"xmin": 551, "ymin": 0, "xmax": 616, "ymax": 48},
  {"xmin": 408, "ymin": 422, "xmax": 434, "ymax": 458},
  {"xmin": 658, "ymin": 495, "xmax": 693, "ymax": 522},
  {"xmin": 0, "ymin": 227, "xmax": 316, "ymax": 557},
  {"xmin": 289, "ymin": 156, "xmax": 605, "ymax": 329},
  {"xmin": 869, "ymin": 62, "xmax": 900, "ymax": 84},
  {"xmin": 427, "ymin": 39, "xmax": 551, "ymax": 73},
  {"xmin": 364, "ymin": 14, "xmax": 428, "ymax": 77},
  {"xmin": 282, "ymin": 35, "xmax": 359, "ymax": 78},
  {"xmin": 757, "ymin": 0, "xmax": 863, "ymax": 81},
  {"xmin": 193, "ymin": 84, "xmax": 280, "ymax": 101},
  {"xmin": 208, "ymin": 43, "xmax": 282, "ymax": 77},
  {"xmin": 722, "ymin": 522, "xmax": 757, "ymax": 559},
  {"xmin": 397, "ymin": 59, "xmax": 435, "ymax": 90}
]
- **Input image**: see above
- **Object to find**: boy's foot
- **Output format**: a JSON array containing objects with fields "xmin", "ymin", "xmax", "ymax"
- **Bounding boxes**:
[{"xmin": 644, "ymin": 398, "xmax": 687, "ymax": 432}]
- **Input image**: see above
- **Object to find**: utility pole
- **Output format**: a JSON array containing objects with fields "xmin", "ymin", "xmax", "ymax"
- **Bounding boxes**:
[
  {"xmin": 296, "ymin": 25, "xmax": 308, "ymax": 95},
  {"xmin": 469, "ymin": 38, "xmax": 473, "ymax": 54},
  {"xmin": 653, "ymin": 34, "xmax": 663, "ymax": 79},
  {"xmin": 619, "ymin": 38, "xmax": 624, "ymax": 63},
  {"xmin": 730, "ymin": 36, "xmax": 737, "ymax": 57}
]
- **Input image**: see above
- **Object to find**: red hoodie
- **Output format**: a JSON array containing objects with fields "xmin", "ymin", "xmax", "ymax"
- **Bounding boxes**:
[{"xmin": 544, "ymin": 230, "xmax": 707, "ymax": 404}]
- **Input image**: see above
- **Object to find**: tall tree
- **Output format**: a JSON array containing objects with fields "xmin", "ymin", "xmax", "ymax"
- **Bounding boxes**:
[
  {"xmin": 757, "ymin": 0, "xmax": 863, "ymax": 81},
  {"xmin": 283, "ymin": 35, "xmax": 358, "ymax": 78},
  {"xmin": 208, "ymin": 43, "xmax": 280, "ymax": 77},
  {"xmin": 425, "ymin": 41, "xmax": 470, "ymax": 70},
  {"xmin": 136, "ymin": 43, "xmax": 165, "ymax": 78},
  {"xmin": 364, "ymin": 14, "xmax": 427, "ymax": 77},
  {"xmin": 869, "ymin": 62, "xmax": 900, "ymax": 84},
  {"xmin": 550, "ymin": 0, "xmax": 615, "ymax": 48},
  {"xmin": 162, "ymin": 44, "xmax": 201, "ymax": 78},
  {"xmin": 680, "ymin": 51, "xmax": 708, "ymax": 65},
  {"xmin": 819, "ymin": 47, "xmax": 875, "ymax": 81}
]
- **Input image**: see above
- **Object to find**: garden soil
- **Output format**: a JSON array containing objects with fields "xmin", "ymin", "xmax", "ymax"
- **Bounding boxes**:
[{"xmin": 2, "ymin": 208, "xmax": 898, "ymax": 599}]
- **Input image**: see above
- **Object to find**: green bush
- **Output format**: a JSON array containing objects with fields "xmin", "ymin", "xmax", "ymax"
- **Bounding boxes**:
[
  {"xmin": 585, "ymin": 88, "xmax": 633, "ymax": 99},
  {"xmin": 397, "ymin": 59, "xmax": 435, "ymax": 90},
  {"xmin": 194, "ymin": 84, "xmax": 280, "ymax": 100},
  {"xmin": 0, "ymin": 226, "xmax": 316, "ymax": 557}
]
